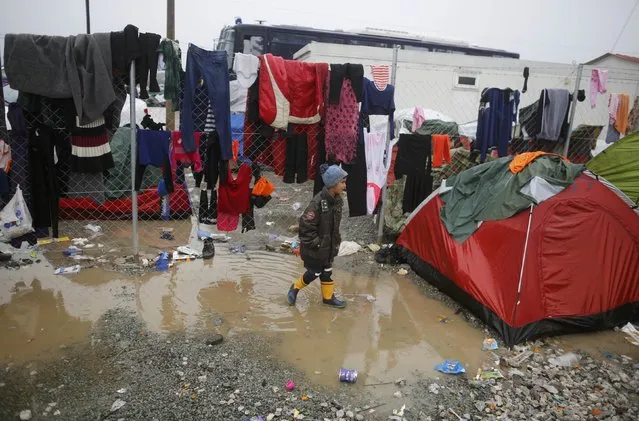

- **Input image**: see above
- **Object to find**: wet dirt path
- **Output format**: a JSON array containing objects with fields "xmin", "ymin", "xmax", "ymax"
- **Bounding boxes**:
[{"xmin": 2, "ymin": 250, "xmax": 638, "ymax": 396}]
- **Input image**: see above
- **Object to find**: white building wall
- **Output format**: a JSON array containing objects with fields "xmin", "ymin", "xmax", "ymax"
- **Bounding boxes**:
[{"xmin": 295, "ymin": 43, "xmax": 639, "ymax": 138}]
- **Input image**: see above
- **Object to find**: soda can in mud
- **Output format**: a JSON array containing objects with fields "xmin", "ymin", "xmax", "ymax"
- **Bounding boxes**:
[{"xmin": 338, "ymin": 368, "xmax": 358, "ymax": 383}]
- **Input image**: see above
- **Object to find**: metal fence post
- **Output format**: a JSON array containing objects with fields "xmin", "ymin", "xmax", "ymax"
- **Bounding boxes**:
[
  {"xmin": 377, "ymin": 44, "xmax": 399, "ymax": 242},
  {"xmin": 563, "ymin": 63, "xmax": 584, "ymax": 157},
  {"xmin": 129, "ymin": 61, "xmax": 139, "ymax": 257}
]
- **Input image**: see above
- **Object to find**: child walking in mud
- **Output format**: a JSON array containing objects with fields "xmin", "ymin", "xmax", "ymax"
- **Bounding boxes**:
[{"xmin": 287, "ymin": 164, "xmax": 348, "ymax": 308}]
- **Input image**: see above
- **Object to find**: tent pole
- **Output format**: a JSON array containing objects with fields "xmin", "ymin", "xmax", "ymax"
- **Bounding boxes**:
[{"xmin": 513, "ymin": 204, "xmax": 534, "ymax": 324}]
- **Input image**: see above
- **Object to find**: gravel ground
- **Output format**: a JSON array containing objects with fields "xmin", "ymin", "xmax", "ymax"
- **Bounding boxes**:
[{"xmin": 0, "ymin": 310, "xmax": 388, "ymax": 421}]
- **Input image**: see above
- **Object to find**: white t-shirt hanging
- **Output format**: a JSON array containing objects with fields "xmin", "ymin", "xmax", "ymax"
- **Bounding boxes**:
[{"xmin": 233, "ymin": 53, "xmax": 260, "ymax": 89}]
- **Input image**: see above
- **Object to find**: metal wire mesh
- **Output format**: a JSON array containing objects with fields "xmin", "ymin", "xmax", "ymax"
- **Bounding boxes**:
[{"xmin": 2, "ymin": 46, "xmax": 638, "ymax": 258}]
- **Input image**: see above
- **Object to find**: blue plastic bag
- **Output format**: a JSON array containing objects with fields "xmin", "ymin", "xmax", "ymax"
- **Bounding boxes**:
[{"xmin": 435, "ymin": 360, "xmax": 465, "ymax": 375}]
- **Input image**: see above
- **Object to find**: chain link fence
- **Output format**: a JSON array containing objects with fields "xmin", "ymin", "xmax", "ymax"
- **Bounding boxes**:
[{"xmin": 2, "ymin": 43, "xmax": 639, "ymax": 260}]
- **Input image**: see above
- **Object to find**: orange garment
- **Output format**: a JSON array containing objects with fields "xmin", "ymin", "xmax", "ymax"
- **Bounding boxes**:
[
  {"xmin": 509, "ymin": 151, "xmax": 569, "ymax": 174},
  {"xmin": 432, "ymin": 134, "xmax": 451, "ymax": 168},
  {"xmin": 252, "ymin": 177, "xmax": 275, "ymax": 197},
  {"xmin": 614, "ymin": 94, "xmax": 630, "ymax": 135},
  {"xmin": 232, "ymin": 140, "xmax": 240, "ymax": 161}
]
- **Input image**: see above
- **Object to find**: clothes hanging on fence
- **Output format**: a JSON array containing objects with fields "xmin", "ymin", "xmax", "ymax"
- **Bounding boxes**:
[
  {"xmin": 218, "ymin": 164, "xmax": 252, "ymax": 218},
  {"xmin": 136, "ymin": 32, "xmax": 162, "ymax": 98},
  {"xmin": 628, "ymin": 97, "xmax": 639, "ymax": 134},
  {"xmin": 284, "ymin": 133, "xmax": 309, "ymax": 184},
  {"xmin": 28, "ymin": 125, "xmax": 60, "ymax": 237},
  {"xmin": 614, "ymin": 94, "xmax": 630, "ymax": 135},
  {"xmin": 329, "ymin": 63, "xmax": 364, "ymax": 103},
  {"xmin": 370, "ymin": 65, "xmax": 390, "ymax": 91},
  {"xmin": 412, "ymin": 107, "xmax": 426, "ymax": 132},
  {"xmin": 361, "ymin": 77, "xmax": 395, "ymax": 119},
  {"xmin": 343, "ymin": 139, "xmax": 368, "ymax": 217},
  {"xmin": 325, "ymin": 78, "xmax": 360, "ymax": 163},
  {"xmin": 182, "ymin": 44, "xmax": 231, "ymax": 156},
  {"xmin": 475, "ymin": 88, "xmax": 520, "ymax": 162},
  {"xmin": 258, "ymin": 54, "xmax": 328, "ymax": 129},
  {"xmin": 233, "ymin": 53, "xmax": 260, "ymax": 88},
  {"xmin": 606, "ymin": 123, "xmax": 621, "ymax": 144},
  {"xmin": 590, "ymin": 68, "xmax": 608, "ymax": 108},
  {"xmin": 159, "ymin": 39, "xmax": 183, "ymax": 111},
  {"xmin": 395, "ymin": 133, "xmax": 431, "ymax": 178},
  {"xmin": 70, "ymin": 117, "xmax": 115, "ymax": 173},
  {"xmin": 539, "ymin": 89, "xmax": 570, "ymax": 141},
  {"xmin": 136, "ymin": 129, "xmax": 174, "ymax": 193},
  {"xmin": 432, "ymin": 134, "xmax": 451, "ymax": 168},
  {"xmin": 394, "ymin": 133, "xmax": 433, "ymax": 213},
  {"xmin": 4, "ymin": 33, "xmax": 116, "ymax": 125},
  {"xmin": 170, "ymin": 131, "xmax": 203, "ymax": 172},
  {"xmin": 6, "ymin": 104, "xmax": 30, "ymax": 202},
  {"xmin": 364, "ymin": 129, "xmax": 394, "ymax": 215},
  {"xmin": 111, "ymin": 24, "xmax": 140, "ymax": 76}
]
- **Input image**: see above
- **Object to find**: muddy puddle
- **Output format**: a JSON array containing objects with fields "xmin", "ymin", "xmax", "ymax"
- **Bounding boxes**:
[{"xmin": 2, "ymin": 250, "xmax": 638, "ymax": 388}]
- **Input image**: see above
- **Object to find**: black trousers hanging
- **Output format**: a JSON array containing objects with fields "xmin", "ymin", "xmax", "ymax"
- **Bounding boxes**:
[
  {"xmin": 28, "ymin": 125, "xmax": 60, "ymax": 237},
  {"xmin": 284, "ymin": 133, "xmax": 308, "ymax": 184},
  {"xmin": 314, "ymin": 132, "xmax": 327, "ymax": 195},
  {"xmin": 136, "ymin": 32, "xmax": 162, "ymax": 98},
  {"xmin": 343, "ymin": 140, "xmax": 367, "ymax": 217}
]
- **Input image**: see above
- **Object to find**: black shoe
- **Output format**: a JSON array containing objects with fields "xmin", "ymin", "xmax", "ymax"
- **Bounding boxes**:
[
  {"xmin": 323, "ymin": 295, "xmax": 346, "ymax": 308},
  {"xmin": 202, "ymin": 238, "xmax": 215, "ymax": 259}
]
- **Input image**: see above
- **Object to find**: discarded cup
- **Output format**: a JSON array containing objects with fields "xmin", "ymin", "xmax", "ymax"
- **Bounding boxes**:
[
  {"xmin": 338, "ymin": 368, "xmax": 358, "ymax": 383},
  {"xmin": 435, "ymin": 360, "xmax": 465, "ymax": 375}
]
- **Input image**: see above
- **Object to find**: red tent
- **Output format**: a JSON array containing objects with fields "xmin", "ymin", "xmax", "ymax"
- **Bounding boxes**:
[{"xmin": 398, "ymin": 173, "xmax": 639, "ymax": 345}]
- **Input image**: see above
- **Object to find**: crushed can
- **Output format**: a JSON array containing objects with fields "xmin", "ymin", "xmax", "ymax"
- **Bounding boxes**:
[{"xmin": 338, "ymin": 368, "xmax": 358, "ymax": 383}]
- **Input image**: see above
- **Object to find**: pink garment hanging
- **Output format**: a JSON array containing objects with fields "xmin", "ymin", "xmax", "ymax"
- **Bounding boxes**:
[
  {"xmin": 609, "ymin": 94, "xmax": 620, "ymax": 124},
  {"xmin": 412, "ymin": 107, "xmax": 426, "ymax": 132},
  {"xmin": 370, "ymin": 65, "xmax": 390, "ymax": 91},
  {"xmin": 170, "ymin": 131, "xmax": 203, "ymax": 172},
  {"xmin": 325, "ymin": 78, "xmax": 359, "ymax": 163},
  {"xmin": 590, "ymin": 68, "xmax": 608, "ymax": 109}
]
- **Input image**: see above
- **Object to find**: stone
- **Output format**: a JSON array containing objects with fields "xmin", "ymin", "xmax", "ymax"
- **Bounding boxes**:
[
  {"xmin": 205, "ymin": 334, "xmax": 224, "ymax": 346},
  {"xmin": 474, "ymin": 401, "xmax": 485, "ymax": 412},
  {"xmin": 542, "ymin": 384, "xmax": 559, "ymax": 395},
  {"xmin": 266, "ymin": 415, "xmax": 275, "ymax": 421},
  {"xmin": 346, "ymin": 410, "xmax": 354, "ymax": 418},
  {"xmin": 19, "ymin": 410, "xmax": 32, "ymax": 420},
  {"xmin": 393, "ymin": 391, "xmax": 403, "ymax": 398},
  {"xmin": 356, "ymin": 415, "xmax": 364, "ymax": 421},
  {"xmin": 336, "ymin": 409, "xmax": 345, "ymax": 418}
]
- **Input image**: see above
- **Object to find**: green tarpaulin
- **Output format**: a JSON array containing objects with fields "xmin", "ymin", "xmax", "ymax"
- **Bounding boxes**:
[
  {"xmin": 440, "ymin": 155, "xmax": 585, "ymax": 242},
  {"xmin": 587, "ymin": 132, "xmax": 639, "ymax": 204}
]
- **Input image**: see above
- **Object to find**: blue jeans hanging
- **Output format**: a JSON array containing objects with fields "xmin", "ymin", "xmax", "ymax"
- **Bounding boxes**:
[{"xmin": 181, "ymin": 45, "xmax": 231, "ymax": 158}]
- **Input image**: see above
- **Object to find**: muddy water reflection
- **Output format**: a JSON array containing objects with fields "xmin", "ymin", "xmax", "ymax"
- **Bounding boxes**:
[
  {"xmin": 9, "ymin": 250, "xmax": 638, "ymax": 389},
  {"xmin": 136, "ymin": 250, "xmax": 489, "ymax": 386}
]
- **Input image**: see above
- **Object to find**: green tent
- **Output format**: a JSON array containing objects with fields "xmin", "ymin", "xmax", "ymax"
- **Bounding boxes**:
[{"xmin": 587, "ymin": 132, "xmax": 639, "ymax": 204}]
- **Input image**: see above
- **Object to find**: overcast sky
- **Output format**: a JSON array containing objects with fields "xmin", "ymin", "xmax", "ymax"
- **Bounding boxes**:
[{"xmin": 1, "ymin": 0, "xmax": 638, "ymax": 64}]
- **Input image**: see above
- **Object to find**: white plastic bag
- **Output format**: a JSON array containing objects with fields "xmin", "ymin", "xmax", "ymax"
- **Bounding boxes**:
[
  {"xmin": 338, "ymin": 241, "xmax": 362, "ymax": 257},
  {"xmin": 0, "ymin": 187, "xmax": 34, "ymax": 242}
]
